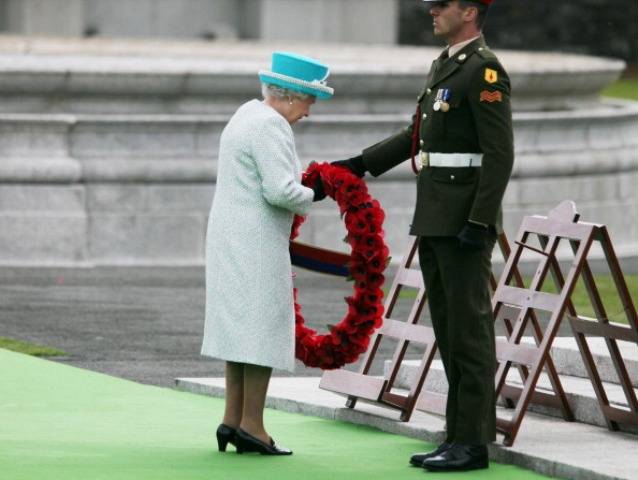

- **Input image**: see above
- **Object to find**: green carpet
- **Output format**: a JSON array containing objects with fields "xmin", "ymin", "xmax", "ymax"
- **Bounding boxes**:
[{"xmin": 0, "ymin": 349, "xmax": 552, "ymax": 479}]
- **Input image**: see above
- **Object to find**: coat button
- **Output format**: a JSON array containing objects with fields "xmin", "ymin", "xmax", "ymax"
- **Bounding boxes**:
[
  {"xmin": 422, "ymin": 113, "xmax": 427, "ymax": 120},
  {"xmin": 458, "ymin": 53, "xmax": 467, "ymax": 61},
  {"xmin": 450, "ymin": 174, "xmax": 455, "ymax": 180},
  {"xmin": 420, "ymin": 139, "xmax": 424, "ymax": 147},
  {"xmin": 426, "ymin": 88, "xmax": 432, "ymax": 94}
]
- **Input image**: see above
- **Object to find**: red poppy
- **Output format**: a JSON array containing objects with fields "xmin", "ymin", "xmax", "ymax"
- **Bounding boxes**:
[
  {"xmin": 291, "ymin": 162, "xmax": 388, "ymax": 370},
  {"xmin": 344, "ymin": 211, "xmax": 370, "ymax": 236}
]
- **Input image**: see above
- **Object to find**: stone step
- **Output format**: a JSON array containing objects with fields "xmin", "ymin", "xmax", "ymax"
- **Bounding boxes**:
[
  {"xmin": 0, "ymin": 109, "xmax": 636, "ymax": 182},
  {"xmin": 520, "ymin": 336, "xmax": 638, "ymax": 387},
  {"xmin": 389, "ymin": 336, "xmax": 638, "ymax": 389},
  {"xmin": 176, "ymin": 376, "xmax": 638, "ymax": 480},
  {"xmin": 0, "ymin": 37, "xmax": 625, "ymax": 114},
  {"xmin": 384, "ymin": 338, "xmax": 638, "ymax": 432},
  {"xmin": 1, "ymin": 111, "xmax": 638, "ymax": 266}
]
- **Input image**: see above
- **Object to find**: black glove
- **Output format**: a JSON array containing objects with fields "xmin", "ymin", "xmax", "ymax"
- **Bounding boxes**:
[
  {"xmin": 312, "ymin": 176, "xmax": 326, "ymax": 201},
  {"xmin": 331, "ymin": 155, "xmax": 367, "ymax": 178},
  {"xmin": 457, "ymin": 222, "xmax": 495, "ymax": 251}
]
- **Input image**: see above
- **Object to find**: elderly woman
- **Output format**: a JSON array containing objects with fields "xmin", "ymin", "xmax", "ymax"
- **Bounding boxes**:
[{"xmin": 201, "ymin": 52, "xmax": 333, "ymax": 456}]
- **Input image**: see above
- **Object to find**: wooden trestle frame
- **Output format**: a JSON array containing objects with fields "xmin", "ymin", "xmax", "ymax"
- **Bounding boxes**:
[
  {"xmin": 319, "ymin": 237, "xmax": 432, "ymax": 421},
  {"xmin": 320, "ymin": 227, "xmax": 571, "ymax": 424},
  {"xmin": 320, "ymin": 200, "xmax": 638, "ymax": 446},
  {"xmin": 491, "ymin": 200, "xmax": 638, "ymax": 445}
]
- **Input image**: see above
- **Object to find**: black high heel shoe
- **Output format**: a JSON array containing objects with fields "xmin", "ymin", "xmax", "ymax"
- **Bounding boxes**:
[
  {"xmin": 216, "ymin": 424, "xmax": 238, "ymax": 452},
  {"xmin": 235, "ymin": 428, "xmax": 292, "ymax": 456}
]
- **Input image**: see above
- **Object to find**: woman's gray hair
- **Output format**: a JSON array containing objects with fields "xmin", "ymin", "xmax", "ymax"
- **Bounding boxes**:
[{"xmin": 261, "ymin": 83, "xmax": 311, "ymax": 101}]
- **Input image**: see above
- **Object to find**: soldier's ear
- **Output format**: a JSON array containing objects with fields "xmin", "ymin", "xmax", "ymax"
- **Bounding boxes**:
[{"xmin": 463, "ymin": 5, "xmax": 478, "ymax": 23}]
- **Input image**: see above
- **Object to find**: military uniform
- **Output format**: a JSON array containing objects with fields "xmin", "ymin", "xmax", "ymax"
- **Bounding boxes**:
[{"xmin": 361, "ymin": 35, "xmax": 514, "ymax": 444}]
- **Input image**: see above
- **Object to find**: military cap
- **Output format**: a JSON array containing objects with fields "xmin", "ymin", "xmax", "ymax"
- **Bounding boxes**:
[{"xmin": 422, "ymin": 0, "xmax": 493, "ymax": 5}]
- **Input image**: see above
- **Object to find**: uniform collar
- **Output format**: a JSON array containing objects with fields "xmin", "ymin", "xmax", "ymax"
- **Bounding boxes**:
[
  {"xmin": 447, "ymin": 35, "xmax": 481, "ymax": 59},
  {"xmin": 427, "ymin": 36, "xmax": 487, "ymax": 89}
]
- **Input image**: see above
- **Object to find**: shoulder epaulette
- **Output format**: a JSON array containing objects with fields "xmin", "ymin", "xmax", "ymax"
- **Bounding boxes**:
[{"xmin": 475, "ymin": 45, "xmax": 497, "ymax": 61}]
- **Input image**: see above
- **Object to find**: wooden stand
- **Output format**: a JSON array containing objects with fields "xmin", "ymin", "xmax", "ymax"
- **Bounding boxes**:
[
  {"xmin": 491, "ymin": 201, "xmax": 638, "ymax": 445},
  {"xmin": 320, "ymin": 238, "xmax": 433, "ymax": 421},
  {"xmin": 320, "ymin": 201, "xmax": 638, "ymax": 446}
]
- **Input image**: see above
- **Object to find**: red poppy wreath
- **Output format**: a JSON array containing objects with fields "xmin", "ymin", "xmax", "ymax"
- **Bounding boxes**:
[{"xmin": 290, "ymin": 162, "xmax": 389, "ymax": 370}]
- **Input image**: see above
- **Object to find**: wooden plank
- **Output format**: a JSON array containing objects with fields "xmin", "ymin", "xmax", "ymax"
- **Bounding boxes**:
[
  {"xmin": 496, "ymin": 304, "xmax": 522, "ymax": 324},
  {"xmin": 395, "ymin": 268, "xmax": 423, "ymax": 289},
  {"xmin": 378, "ymin": 318, "xmax": 436, "ymax": 344},
  {"xmin": 380, "ymin": 391, "xmax": 409, "ymax": 410},
  {"xmin": 496, "ymin": 417, "xmax": 514, "ymax": 434},
  {"xmin": 568, "ymin": 316, "xmax": 638, "ymax": 342},
  {"xmin": 601, "ymin": 405, "xmax": 638, "ymax": 425},
  {"xmin": 500, "ymin": 384, "xmax": 568, "ymax": 410},
  {"xmin": 319, "ymin": 370, "xmax": 386, "ymax": 401},
  {"xmin": 496, "ymin": 339, "xmax": 540, "ymax": 366},
  {"xmin": 522, "ymin": 216, "xmax": 593, "ymax": 239},
  {"xmin": 496, "ymin": 285, "xmax": 561, "ymax": 312},
  {"xmin": 415, "ymin": 390, "xmax": 447, "ymax": 416}
]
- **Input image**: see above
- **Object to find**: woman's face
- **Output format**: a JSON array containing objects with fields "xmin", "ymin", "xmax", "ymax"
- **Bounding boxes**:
[{"xmin": 284, "ymin": 96, "xmax": 316, "ymax": 124}]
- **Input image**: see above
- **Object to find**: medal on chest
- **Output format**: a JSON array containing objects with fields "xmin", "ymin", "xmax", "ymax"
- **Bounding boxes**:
[{"xmin": 433, "ymin": 88, "xmax": 451, "ymax": 113}]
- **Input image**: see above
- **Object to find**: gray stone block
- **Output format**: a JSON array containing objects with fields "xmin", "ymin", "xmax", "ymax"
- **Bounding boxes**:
[
  {"xmin": 5, "ymin": 0, "xmax": 85, "ymax": 37},
  {"xmin": 81, "ymin": 159, "xmax": 217, "ymax": 183},
  {"xmin": 86, "ymin": 185, "xmax": 147, "ymax": 212},
  {"xmin": 86, "ymin": 184, "xmax": 214, "ymax": 214},
  {"xmin": 85, "ymin": 0, "xmax": 239, "ymax": 40},
  {"xmin": 0, "ymin": 214, "xmax": 87, "ymax": 264},
  {"xmin": 67, "ymin": 72, "xmax": 185, "ymax": 96},
  {"xmin": 259, "ymin": 0, "xmax": 398, "ymax": 44},
  {"xmin": 146, "ymin": 184, "xmax": 214, "ymax": 213},
  {"xmin": 70, "ymin": 119, "xmax": 201, "ymax": 158},
  {"xmin": 0, "ymin": 185, "xmax": 85, "ymax": 212},
  {"xmin": 88, "ymin": 213, "xmax": 205, "ymax": 263},
  {"xmin": 517, "ymin": 173, "xmax": 621, "ymax": 205},
  {"xmin": 0, "ymin": 116, "xmax": 70, "ymax": 157}
]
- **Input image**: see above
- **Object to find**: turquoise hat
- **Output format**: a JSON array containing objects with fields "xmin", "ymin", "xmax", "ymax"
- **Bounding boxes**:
[{"xmin": 259, "ymin": 51, "xmax": 334, "ymax": 100}]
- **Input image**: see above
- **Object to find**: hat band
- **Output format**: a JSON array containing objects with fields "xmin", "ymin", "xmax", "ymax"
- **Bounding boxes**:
[{"xmin": 259, "ymin": 69, "xmax": 334, "ymax": 96}]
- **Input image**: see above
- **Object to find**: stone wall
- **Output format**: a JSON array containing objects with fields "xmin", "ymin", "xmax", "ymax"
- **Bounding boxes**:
[
  {"xmin": 0, "ymin": 0, "xmax": 399, "ymax": 44},
  {"xmin": 0, "ymin": 39, "xmax": 636, "ymax": 269},
  {"xmin": 400, "ymin": 0, "xmax": 638, "ymax": 63}
]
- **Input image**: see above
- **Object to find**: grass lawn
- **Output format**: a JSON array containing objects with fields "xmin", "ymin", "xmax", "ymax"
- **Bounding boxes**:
[
  {"xmin": 0, "ymin": 336, "xmax": 66, "ymax": 357},
  {"xmin": 602, "ymin": 78, "xmax": 638, "ymax": 101},
  {"xmin": 536, "ymin": 275, "xmax": 637, "ymax": 324}
]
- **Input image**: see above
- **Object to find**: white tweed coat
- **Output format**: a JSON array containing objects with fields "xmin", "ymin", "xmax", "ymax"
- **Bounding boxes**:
[{"xmin": 201, "ymin": 99, "xmax": 314, "ymax": 372}]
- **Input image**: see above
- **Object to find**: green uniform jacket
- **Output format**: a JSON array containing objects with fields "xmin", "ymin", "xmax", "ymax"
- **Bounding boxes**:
[{"xmin": 361, "ymin": 36, "xmax": 514, "ymax": 236}]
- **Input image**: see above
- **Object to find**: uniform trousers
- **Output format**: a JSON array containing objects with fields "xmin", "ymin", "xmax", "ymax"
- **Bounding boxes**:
[{"xmin": 418, "ymin": 235, "xmax": 497, "ymax": 444}]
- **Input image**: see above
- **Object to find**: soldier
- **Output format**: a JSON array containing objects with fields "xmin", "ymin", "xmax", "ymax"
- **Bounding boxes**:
[{"xmin": 333, "ymin": 0, "xmax": 514, "ymax": 472}]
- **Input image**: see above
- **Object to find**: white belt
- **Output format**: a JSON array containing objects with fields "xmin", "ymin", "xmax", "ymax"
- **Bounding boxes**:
[{"xmin": 419, "ymin": 152, "xmax": 483, "ymax": 168}]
